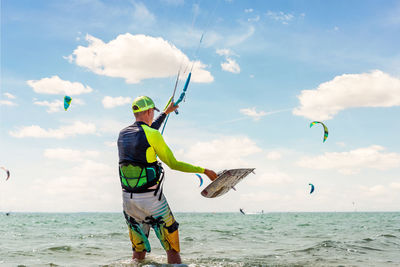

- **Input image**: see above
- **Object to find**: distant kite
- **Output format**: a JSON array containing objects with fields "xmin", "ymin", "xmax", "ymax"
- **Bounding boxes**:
[
  {"xmin": 195, "ymin": 174, "xmax": 203, "ymax": 187},
  {"xmin": 310, "ymin": 121, "xmax": 328, "ymax": 142},
  {"xmin": 309, "ymin": 183, "xmax": 315, "ymax": 194},
  {"xmin": 64, "ymin": 96, "xmax": 72, "ymax": 111},
  {"xmin": 1, "ymin": 167, "xmax": 10, "ymax": 181}
]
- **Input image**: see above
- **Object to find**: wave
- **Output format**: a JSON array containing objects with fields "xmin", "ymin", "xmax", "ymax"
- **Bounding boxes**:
[
  {"xmin": 291, "ymin": 240, "xmax": 383, "ymax": 255},
  {"xmin": 47, "ymin": 245, "xmax": 72, "ymax": 252},
  {"xmin": 297, "ymin": 223, "xmax": 311, "ymax": 227},
  {"xmin": 379, "ymin": 234, "xmax": 397, "ymax": 238},
  {"xmin": 362, "ymin": 238, "xmax": 374, "ymax": 242},
  {"xmin": 78, "ymin": 232, "xmax": 124, "ymax": 239}
]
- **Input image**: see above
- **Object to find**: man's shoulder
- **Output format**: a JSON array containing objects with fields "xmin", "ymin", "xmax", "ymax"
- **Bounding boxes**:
[
  {"xmin": 141, "ymin": 123, "xmax": 160, "ymax": 134},
  {"xmin": 141, "ymin": 124, "xmax": 162, "ymax": 140},
  {"xmin": 119, "ymin": 123, "xmax": 137, "ymax": 135}
]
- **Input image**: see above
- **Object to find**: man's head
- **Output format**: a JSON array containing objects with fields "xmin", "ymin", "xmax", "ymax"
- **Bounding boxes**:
[
  {"xmin": 132, "ymin": 96, "xmax": 159, "ymax": 124},
  {"xmin": 132, "ymin": 96, "xmax": 159, "ymax": 113}
]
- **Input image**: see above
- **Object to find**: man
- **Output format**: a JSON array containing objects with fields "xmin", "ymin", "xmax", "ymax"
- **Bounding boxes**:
[{"xmin": 117, "ymin": 96, "xmax": 217, "ymax": 264}]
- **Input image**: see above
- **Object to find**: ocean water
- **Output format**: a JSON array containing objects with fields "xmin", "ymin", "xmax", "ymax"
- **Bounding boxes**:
[{"xmin": 1, "ymin": 212, "xmax": 399, "ymax": 267}]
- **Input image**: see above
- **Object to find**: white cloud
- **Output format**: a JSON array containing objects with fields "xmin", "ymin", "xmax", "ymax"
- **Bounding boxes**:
[
  {"xmin": 217, "ymin": 48, "xmax": 240, "ymax": 73},
  {"xmin": 293, "ymin": 70, "xmax": 400, "ymax": 120},
  {"xmin": 161, "ymin": 0, "xmax": 184, "ymax": 5},
  {"xmin": 182, "ymin": 136, "xmax": 262, "ymax": 169},
  {"xmin": 96, "ymin": 118, "xmax": 129, "ymax": 135},
  {"xmin": 30, "ymin": 159, "xmax": 117, "ymax": 211},
  {"xmin": 34, "ymin": 98, "xmax": 84, "ymax": 113},
  {"xmin": 390, "ymin": 182, "xmax": 400, "ymax": 190},
  {"xmin": 27, "ymin": 75, "xmax": 93, "ymax": 95},
  {"xmin": 216, "ymin": 48, "xmax": 233, "ymax": 57},
  {"xmin": 192, "ymin": 3, "xmax": 200, "ymax": 19},
  {"xmin": 360, "ymin": 185, "xmax": 386, "ymax": 197},
  {"xmin": 102, "ymin": 96, "xmax": 132, "ymax": 109},
  {"xmin": 132, "ymin": 2, "xmax": 156, "ymax": 26},
  {"xmin": 1, "ymin": 92, "xmax": 17, "ymax": 105},
  {"xmin": 221, "ymin": 58, "xmax": 240, "ymax": 73},
  {"xmin": 104, "ymin": 141, "xmax": 117, "ymax": 148},
  {"xmin": 34, "ymin": 99, "xmax": 63, "ymax": 113},
  {"xmin": 248, "ymin": 15, "xmax": 260, "ymax": 22},
  {"xmin": 266, "ymin": 11, "xmax": 294, "ymax": 24},
  {"xmin": 239, "ymin": 108, "xmax": 291, "ymax": 121},
  {"xmin": 226, "ymin": 25, "xmax": 255, "ymax": 46},
  {"xmin": 240, "ymin": 107, "xmax": 266, "ymax": 120},
  {"xmin": 0, "ymin": 100, "xmax": 17, "ymax": 106},
  {"xmin": 4, "ymin": 92, "xmax": 16, "ymax": 99},
  {"xmin": 69, "ymin": 33, "xmax": 213, "ymax": 84},
  {"xmin": 44, "ymin": 148, "xmax": 100, "ymax": 162},
  {"xmin": 297, "ymin": 145, "xmax": 400, "ymax": 174},
  {"xmin": 239, "ymin": 192, "xmax": 291, "ymax": 203},
  {"xmin": 10, "ymin": 121, "xmax": 96, "ymax": 139},
  {"xmin": 246, "ymin": 171, "xmax": 293, "ymax": 185},
  {"xmin": 266, "ymin": 151, "xmax": 283, "ymax": 160},
  {"xmin": 336, "ymin": 142, "xmax": 346, "ymax": 147},
  {"xmin": 193, "ymin": 25, "xmax": 254, "ymax": 49},
  {"xmin": 383, "ymin": 3, "xmax": 400, "ymax": 26},
  {"xmin": 244, "ymin": 8, "xmax": 253, "ymax": 13}
]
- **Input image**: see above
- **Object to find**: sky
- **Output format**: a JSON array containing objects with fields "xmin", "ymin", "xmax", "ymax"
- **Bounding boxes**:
[{"xmin": 1, "ymin": 0, "xmax": 400, "ymax": 213}]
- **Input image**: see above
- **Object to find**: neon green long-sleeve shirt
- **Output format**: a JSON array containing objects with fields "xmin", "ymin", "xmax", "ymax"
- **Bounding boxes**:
[
  {"xmin": 142, "ymin": 124, "xmax": 204, "ymax": 173},
  {"xmin": 118, "ymin": 120, "xmax": 204, "ymax": 174}
]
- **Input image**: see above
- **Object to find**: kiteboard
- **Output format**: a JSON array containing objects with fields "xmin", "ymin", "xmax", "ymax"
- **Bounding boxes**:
[{"xmin": 201, "ymin": 168, "xmax": 255, "ymax": 198}]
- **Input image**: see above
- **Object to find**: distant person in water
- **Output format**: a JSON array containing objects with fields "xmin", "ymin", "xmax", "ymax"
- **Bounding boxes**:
[{"xmin": 117, "ymin": 96, "xmax": 217, "ymax": 264}]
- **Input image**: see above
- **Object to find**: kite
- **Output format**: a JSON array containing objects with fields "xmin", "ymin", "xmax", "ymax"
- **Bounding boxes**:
[
  {"xmin": 195, "ymin": 173, "xmax": 203, "ymax": 187},
  {"xmin": 310, "ymin": 121, "xmax": 328, "ymax": 142},
  {"xmin": 1, "ymin": 166, "xmax": 10, "ymax": 181},
  {"xmin": 64, "ymin": 96, "xmax": 72, "ymax": 111},
  {"xmin": 309, "ymin": 183, "xmax": 315, "ymax": 194}
]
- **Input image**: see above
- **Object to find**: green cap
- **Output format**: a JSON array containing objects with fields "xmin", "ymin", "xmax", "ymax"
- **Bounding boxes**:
[{"xmin": 132, "ymin": 96, "xmax": 160, "ymax": 113}]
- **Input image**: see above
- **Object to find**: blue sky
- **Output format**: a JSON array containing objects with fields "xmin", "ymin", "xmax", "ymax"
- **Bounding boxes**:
[{"xmin": 1, "ymin": 0, "xmax": 400, "ymax": 212}]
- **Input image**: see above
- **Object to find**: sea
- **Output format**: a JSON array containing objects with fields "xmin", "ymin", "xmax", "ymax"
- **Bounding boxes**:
[{"xmin": 1, "ymin": 212, "xmax": 399, "ymax": 267}]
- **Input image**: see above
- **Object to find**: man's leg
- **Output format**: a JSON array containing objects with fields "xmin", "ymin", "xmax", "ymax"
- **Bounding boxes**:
[
  {"xmin": 133, "ymin": 251, "xmax": 146, "ymax": 260},
  {"xmin": 149, "ymin": 193, "xmax": 181, "ymax": 264},
  {"xmin": 124, "ymin": 211, "xmax": 151, "ymax": 260},
  {"xmin": 166, "ymin": 249, "xmax": 181, "ymax": 264}
]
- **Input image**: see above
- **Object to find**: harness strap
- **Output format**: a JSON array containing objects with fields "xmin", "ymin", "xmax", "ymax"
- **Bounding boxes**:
[{"xmin": 153, "ymin": 166, "xmax": 165, "ymax": 201}]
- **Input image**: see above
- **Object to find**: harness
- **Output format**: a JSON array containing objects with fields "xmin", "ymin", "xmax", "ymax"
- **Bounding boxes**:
[{"xmin": 119, "ymin": 161, "xmax": 165, "ymax": 200}]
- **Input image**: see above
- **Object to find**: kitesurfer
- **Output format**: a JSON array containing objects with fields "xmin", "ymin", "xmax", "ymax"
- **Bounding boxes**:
[{"xmin": 117, "ymin": 96, "xmax": 217, "ymax": 264}]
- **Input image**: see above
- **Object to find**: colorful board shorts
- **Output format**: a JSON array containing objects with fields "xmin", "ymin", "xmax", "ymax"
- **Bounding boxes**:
[{"xmin": 122, "ymin": 190, "xmax": 180, "ymax": 253}]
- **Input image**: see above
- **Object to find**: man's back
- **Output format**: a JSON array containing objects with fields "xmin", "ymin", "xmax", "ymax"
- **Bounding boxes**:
[{"xmin": 118, "ymin": 121, "xmax": 154, "ymax": 165}]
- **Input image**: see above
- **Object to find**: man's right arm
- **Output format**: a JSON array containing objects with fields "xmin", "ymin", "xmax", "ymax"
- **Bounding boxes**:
[
  {"xmin": 151, "ymin": 112, "xmax": 167, "ymax": 130},
  {"xmin": 146, "ymin": 128, "xmax": 204, "ymax": 173},
  {"xmin": 151, "ymin": 101, "xmax": 180, "ymax": 130}
]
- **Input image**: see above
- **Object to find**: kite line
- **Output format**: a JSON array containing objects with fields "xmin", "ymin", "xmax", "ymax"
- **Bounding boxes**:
[{"xmin": 161, "ymin": 1, "xmax": 219, "ymax": 136}]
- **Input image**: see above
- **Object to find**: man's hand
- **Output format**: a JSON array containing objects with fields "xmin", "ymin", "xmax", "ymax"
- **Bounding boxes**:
[
  {"xmin": 164, "ymin": 101, "xmax": 179, "ymax": 115},
  {"xmin": 204, "ymin": 169, "xmax": 218, "ymax": 181}
]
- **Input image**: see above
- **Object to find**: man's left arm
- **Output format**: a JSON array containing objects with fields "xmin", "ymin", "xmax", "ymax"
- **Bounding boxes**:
[{"xmin": 148, "ymin": 130, "xmax": 204, "ymax": 173}]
